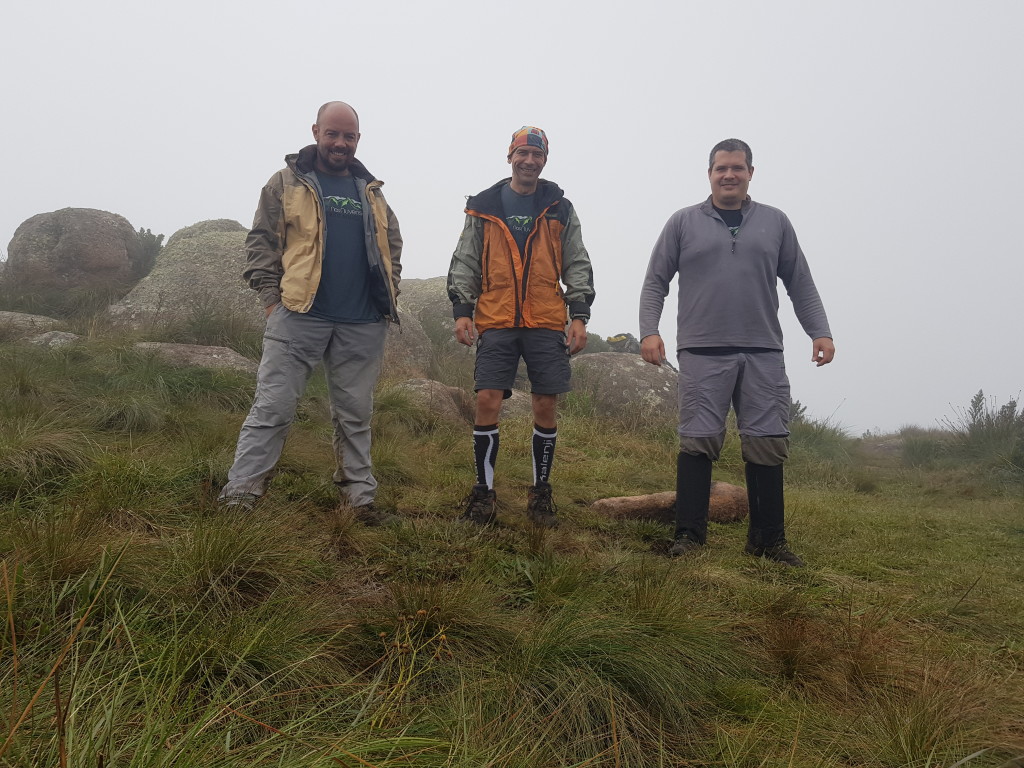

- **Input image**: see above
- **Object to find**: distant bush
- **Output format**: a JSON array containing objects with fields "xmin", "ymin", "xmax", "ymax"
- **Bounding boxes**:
[
  {"xmin": 136, "ymin": 227, "xmax": 164, "ymax": 277},
  {"xmin": 942, "ymin": 390, "xmax": 1024, "ymax": 472},
  {"xmin": 900, "ymin": 429, "xmax": 944, "ymax": 467},
  {"xmin": 580, "ymin": 331, "xmax": 611, "ymax": 353},
  {"xmin": 790, "ymin": 398, "xmax": 808, "ymax": 423}
]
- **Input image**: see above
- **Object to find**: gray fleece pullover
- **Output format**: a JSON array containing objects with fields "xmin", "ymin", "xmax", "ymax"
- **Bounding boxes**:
[{"xmin": 639, "ymin": 197, "xmax": 831, "ymax": 351}]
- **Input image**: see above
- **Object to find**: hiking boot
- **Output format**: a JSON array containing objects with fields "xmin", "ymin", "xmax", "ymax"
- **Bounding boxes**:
[
  {"xmin": 526, "ymin": 483, "xmax": 559, "ymax": 528},
  {"xmin": 669, "ymin": 535, "xmax": 703, "ymax": 557},
  {"xmin": 353, "ymin": 503, "xmax": 402, "ymax": 527},
  {"xmin": 744, "ymin": 541, "xmax": 805, "ymax": 567},
  {"xmin": 219, "ymin": 493, "xmax": 258, "ymax": 513},
  {"xmin": 459, "ymin": 484, "xmax": 497, "ymax": 525}
]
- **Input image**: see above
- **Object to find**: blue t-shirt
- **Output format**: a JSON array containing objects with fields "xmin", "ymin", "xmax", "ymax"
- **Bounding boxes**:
[
  {"xmin": 500, "ymin": 183, "xmax": 538, "ymax": 255},
  {"xmin": 308, "ymin": 172, "xmax": 379, "ymax": 323}
]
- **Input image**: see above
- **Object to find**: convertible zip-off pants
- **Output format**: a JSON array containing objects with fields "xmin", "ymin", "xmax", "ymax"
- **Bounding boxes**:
[{"xmin": 220, "ymin": 306, "xmax": 387, "ymax": 507}]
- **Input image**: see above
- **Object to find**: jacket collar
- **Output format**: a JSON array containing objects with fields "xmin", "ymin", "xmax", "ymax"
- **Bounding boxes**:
[
  {"xmin": 700, "ymin": 195, "xmax": 754, "ymax": 217},
  {"xmin": 287, "ymin": 144, "xmax": 377, "ymax": 182},
  {"xmin": 467, "ymin": 178, "xmax": 564, "ymax": 216}
]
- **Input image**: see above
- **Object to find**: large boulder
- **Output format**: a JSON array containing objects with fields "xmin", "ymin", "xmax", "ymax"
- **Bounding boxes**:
[
  {"xmin": 108, "ymin": 220, "xmax": 258, "ymax": 329},
  {"xmin": 164, "ymin": 219, "xmax": 248, "ymax": 248},
  {"xmin": 570, "ymin": 352, "xmax": 677, "ymax": 424},
  {"xmin": 4, "ymin": 208, "xmax": 146, "ymax": 299},
  {"xmin": 591, "ymin": 483, "xmax": 748, "ymax": 525}
]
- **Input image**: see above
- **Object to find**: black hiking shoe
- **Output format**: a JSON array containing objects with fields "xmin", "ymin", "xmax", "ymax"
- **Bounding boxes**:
[
  {"xmin": 459, "ymin": 484, "xmax": 497, "ymax": 525},
  {"xmin": 744, "ymin": 541, "xmax": 805, "ymax": 567},
  {"xmin": 668, "ymin": 535, "xmax": 703, "ymax": 558},
  {"xmin": 353, "ymin": 503, "xmax": 402, "ymax": 527},
  {"xmin": 526, "ymin": 483, "xmax": 559, "ymax": 528},
  {"xmin": 219, "ymin": 493, "xmax": 258, "ymax": 513}
]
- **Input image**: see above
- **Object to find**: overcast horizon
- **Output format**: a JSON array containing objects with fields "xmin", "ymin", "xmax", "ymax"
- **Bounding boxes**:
[{"xmin": 2, "ymin": 0, "xmax": 1021, "ymax": 435}]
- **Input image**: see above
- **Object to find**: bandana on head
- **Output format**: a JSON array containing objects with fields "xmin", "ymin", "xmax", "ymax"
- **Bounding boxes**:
[{"xmin": 508, "ymin": 126, "xmax": 549, "ymax": 157}]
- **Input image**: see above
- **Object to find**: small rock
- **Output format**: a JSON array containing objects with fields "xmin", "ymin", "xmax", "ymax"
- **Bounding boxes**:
[
  {"xmin": 0, "ymin": 310, "xmax": 63, "ymax": 340},
  {"xmin": 133, "ymin": 342, "xmax": 257, "ymax": 376},
  {"xmin": 28, "ymin": 331, "xmax": 81, "ymax": 348},
  {"xmin": 391, "ymin": 378, "xmax": 471, "ymax": 424}
]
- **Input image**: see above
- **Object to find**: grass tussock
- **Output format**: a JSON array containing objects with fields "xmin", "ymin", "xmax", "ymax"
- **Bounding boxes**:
[{"xmin": 0, "ymin": 328, "xmax": 1021, "ymax": 766}]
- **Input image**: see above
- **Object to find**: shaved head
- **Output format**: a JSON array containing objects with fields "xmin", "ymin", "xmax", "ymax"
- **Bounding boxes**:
[
  {"xmin": 316, "ymin": 101, "xmax": 360, "ymax": 129},
  {"xmin": 311, "ymin": 102, "xmax": 361, "ymax": 176}
]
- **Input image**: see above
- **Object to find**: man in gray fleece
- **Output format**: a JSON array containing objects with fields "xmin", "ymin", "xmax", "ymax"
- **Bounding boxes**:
[{"xmin": 639, "ymin": 138, "xmax": 834, "ymax": 566}]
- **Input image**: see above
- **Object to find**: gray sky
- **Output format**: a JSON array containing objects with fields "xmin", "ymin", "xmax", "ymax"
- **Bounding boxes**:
[{"xmin": 2, "ymin": 0, "xmax": 1021, "ymax": 434}]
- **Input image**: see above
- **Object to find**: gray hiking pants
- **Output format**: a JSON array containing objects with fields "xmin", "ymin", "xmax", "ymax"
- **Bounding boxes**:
[
  {"xmin": 676, "ymin": 349, "xmax": 791, "ymax": 465},
  {"xmin": 220, "ymin": 306, "xmax": 387, "ymax": 506}
]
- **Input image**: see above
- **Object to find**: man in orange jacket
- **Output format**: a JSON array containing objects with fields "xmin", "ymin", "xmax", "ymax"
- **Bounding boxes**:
[{"xmin": 446, "ymin": 126, "xmax": 595, "ymax": 527}]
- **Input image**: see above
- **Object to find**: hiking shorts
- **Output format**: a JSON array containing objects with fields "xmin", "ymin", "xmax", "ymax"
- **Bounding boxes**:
[{"xmin": 475, "ymin": 328, "xmax": 571, "ymax": 398}]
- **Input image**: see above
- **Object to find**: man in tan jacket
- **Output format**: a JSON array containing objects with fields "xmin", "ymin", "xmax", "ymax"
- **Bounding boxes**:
[{"xmin": 219, "ymin": 101, "xmax": 402, "ymax": 524}]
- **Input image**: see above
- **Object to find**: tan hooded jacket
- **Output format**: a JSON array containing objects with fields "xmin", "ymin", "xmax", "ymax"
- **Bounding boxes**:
[{"xmin": 243, "ymin": 145, "xmax": 402, "ymax": 321}]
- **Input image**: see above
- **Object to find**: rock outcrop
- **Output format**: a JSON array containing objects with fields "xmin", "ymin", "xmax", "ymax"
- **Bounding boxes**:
[
  {"xmin": 108, "ymin": 220, "xmax": 257, "ymax": 329},
  {"xmin": 4, "ymin": 208, "xmax": 146, "ymax": 299},
  {"xmin": 591, "ymin": 483, "xmax": 748, "ymax": 525},
  {"xmin": 397, "ymin": 276, "xmax": 456, "ymax": 346},
  {"xmin": 164, "ymin": 219, "xmax": 247, "ymax": 248},
  {"xmin": 570, "ymin": 352, "xmax": 677, "ymax": 423}
]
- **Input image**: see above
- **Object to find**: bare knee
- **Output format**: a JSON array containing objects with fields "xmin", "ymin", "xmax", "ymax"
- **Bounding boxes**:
[
  {"xmin": 475, "ymin": 389, "xmax": 504, "ymax": 424},
  {"xmin": 532, "ymin": 393, "xmax": 557, "ymax": 428}
]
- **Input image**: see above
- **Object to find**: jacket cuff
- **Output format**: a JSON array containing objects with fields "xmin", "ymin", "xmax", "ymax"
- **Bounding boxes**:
[
  {"xmin": 452, "ymin": 302, "xmax": 474, "ymax": 320},
  {"xmin": 568, "ymin": 301, "xmax": 591, "ymax": 322}
]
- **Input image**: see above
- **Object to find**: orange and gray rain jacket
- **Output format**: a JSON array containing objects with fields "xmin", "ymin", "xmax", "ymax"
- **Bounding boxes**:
[
  {"xmin": 446, "ymin": 178, "xmax": 594, "ymax": 332},
  {"xmin": 243, "ymin": 145, "xmax": 402, "ymax": 321}
]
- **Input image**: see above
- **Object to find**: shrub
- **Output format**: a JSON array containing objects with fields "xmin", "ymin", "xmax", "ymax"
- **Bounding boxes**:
[
  {"xmin": 136, "ymin": 227, "xmax": 164, "ymax": 277},
  {"xmin": 942, "ymin": 390, "xmax": 1024, "ymax": 471}
]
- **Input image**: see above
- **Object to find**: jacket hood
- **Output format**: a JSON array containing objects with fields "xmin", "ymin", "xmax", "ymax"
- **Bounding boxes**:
[{"xmin": 287, "ymin": 145, "xmax": 377, "ymax": 182}]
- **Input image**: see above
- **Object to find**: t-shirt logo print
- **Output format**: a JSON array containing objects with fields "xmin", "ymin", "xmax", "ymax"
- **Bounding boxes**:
[
  {"xmin": 325, "ymin": 196, "xmax": 362, "ymax": 216},
  {"xmin": 507, "ymin": 215, "xmax": 534, "ymax": 233}
]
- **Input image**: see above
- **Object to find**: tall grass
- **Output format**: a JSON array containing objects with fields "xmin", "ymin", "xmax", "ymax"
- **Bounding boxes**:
[{"xmin": 0, "ymin": 328, "xmax": 1022, "ymax": 766}]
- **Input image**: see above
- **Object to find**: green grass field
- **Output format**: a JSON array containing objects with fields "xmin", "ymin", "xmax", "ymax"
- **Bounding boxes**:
[{"xmin": 1, "ymin": 334, "xmax": 1021, "ymax": 767}]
